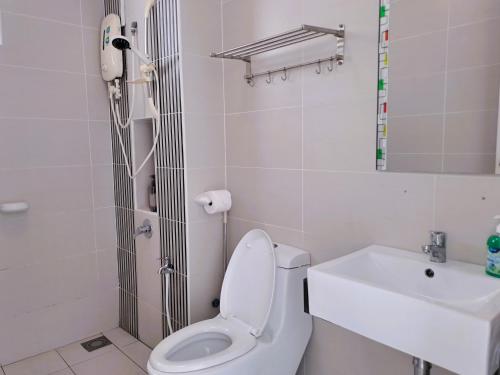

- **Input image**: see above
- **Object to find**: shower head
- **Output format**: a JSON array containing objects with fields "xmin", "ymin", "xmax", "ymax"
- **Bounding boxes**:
[
  {"xmin": 111, "ymin": 36, "xmax": 152, "ymax": 64},
  {"xmin": 111, "ymin": 36, "xmax": 130, "ymax": 50}
]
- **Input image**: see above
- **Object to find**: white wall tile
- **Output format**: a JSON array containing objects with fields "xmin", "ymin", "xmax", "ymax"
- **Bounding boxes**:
[
  {"xmin": 90, "ymin": 121, "xmax": 113, "ymax": 165},
  {"xmin": 83, "ymin": 27, "xmax": 102, "ymax": 76},
  {"xmin": 0, "ymin": 167, "xmax": 93, "ymax": 214},
  {"xmin": 435, "ymin": 175, "xmax": 500, "ymax": 264},
  {"xmin": 81, "ymin": 0, "xmax": 105, "ymax": 29},
  {"xmin": 226, "ymin": 108, "xmax": 302, "ymax": 169},
  {"xmin": 0, "ymin": 66, "xmax": 88, "ymax": 119},
  {"xmin": 390, "ymin": 73, "xmax": 446, "ymax": 117},
  {"xmin": 182, "ymin": 54, "xmax": 224, "ymax": 115},
  {"xmin": 227, "ymin": 167, "xmax": 302, "ymax": 230},
  {"xmin": 94, "ymin": 207, "xmax": 117, "ymax": 251},
  {"xmin": 180, "ymin": 0, "xmax": 222, "ymax": 56},
  {"xmin": 387, "ymin": 115, "xmax": 443, "ymax": 154},
  {"xmin": 185, "ymin": 113, "xmax": 225, "ymax": 169},
  {"xmin": 444, "ymin": 111, "xmax": 498, "ymax": 154},
  {"xmin": 137, "ymin": 301, "xmax": 163, "ymax": 348},
  {"xmin": 86, "ymin": 75, "xmax": 111, "ymax": 121},
  {"xmin": 0, "ymin": 12, "xmax": 84, "ymax": 73},
  {"xmin": 391, "ymin": 0, "xmax": 449, "ymax": 41},
  {"xmin": 0, "ymin": 119, "xmax": 90, "ymax": 169},
  {"xmin": 0, "ymin": 0, "xmax": 81, "ymax": 25},
  {"xmin": 303, "ymin": 102, "xmax": 375, "ymax": 171},
  {"xmin": 449, "ymin": 0, "xmax": 500, "ymax": 26},
  {"xmin": 446, "ymin": 65, "xmax": 500, "ymax": 112},
  {"xmin": 92, "ymin": 165, "xmax": 115, "ymax": 208},
  {"xmin": 447, "ymin": 19, "xmax": 500, "ymax": 71}
]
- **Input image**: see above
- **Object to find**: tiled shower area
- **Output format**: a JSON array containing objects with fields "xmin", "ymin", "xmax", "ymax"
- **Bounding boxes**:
[
  {"xmin": 0, "ymin": 0, "xmax": 224, "ymax": 372},
  {"xmin": 0, "ymin": 328, "xmax": 149, "ymax": 375}
]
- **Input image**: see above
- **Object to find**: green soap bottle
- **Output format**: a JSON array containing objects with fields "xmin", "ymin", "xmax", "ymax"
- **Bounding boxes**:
[{"xmin": 486, "ymin": 215, "xmax": 500, "ymax": 278}]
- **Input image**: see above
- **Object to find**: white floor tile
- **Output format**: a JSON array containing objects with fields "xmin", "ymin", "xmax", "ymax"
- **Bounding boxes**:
[
  {"xmin": 56, "ymin": 335, "xmax": 115, "ymax": 366},
  {"xmin": 121, "ymin": 342, "xmax": 151, "ymax": 372},
  {"xmin": 51, "ymin": 369, "xmax": 74, "ymax": 375},
  {"xmin": 3, "ymin": 351, "xmax": 68, "ymax": 375},
  {"xmin": 71, "ymin": 348, "xmax": 146, "ymax": 375},
  {"xmin": 103, "ymin": 328, "xmax": 137, "ymax": 348}
]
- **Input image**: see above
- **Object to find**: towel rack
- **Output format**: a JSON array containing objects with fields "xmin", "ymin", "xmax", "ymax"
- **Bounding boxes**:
[{"xmin": 210, "ymin": 24, "xmax": 345, "ymax": 86}]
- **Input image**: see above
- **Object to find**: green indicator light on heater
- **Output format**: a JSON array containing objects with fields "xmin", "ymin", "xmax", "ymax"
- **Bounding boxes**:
[
  {"xmin": 376, "ymin": 148, "xmax": 384, "ymax": 160},
  {"xmin": 380, "ymin": 6, "xmax": 386, "ymax": 18},
  {"xmin": 378, "ymin": 79, "xmax": 385, "ymax": 91}
]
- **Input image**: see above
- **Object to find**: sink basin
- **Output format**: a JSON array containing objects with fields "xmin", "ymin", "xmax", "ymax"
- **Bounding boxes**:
[{"xmin": 308, "ymin": 245, "xmax": 500, "ymax": 375}]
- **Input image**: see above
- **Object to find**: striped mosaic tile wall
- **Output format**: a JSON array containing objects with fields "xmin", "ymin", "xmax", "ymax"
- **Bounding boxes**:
[
  {"xmin": 148, "ymin": 0, "xmax": 189, "ymax": 337},
  {"xmin": 104, "ymin": 0, "xmax": 188, "ymax": 340},
  {"xmin": 104, "ymin": 0, "xmax": 139, "ymax": 338}
]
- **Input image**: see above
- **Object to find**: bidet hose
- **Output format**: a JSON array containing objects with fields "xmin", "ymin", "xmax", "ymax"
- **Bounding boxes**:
[{"xmin": 165, "ymin": 272, "xmax": 174, "ymax": 335}]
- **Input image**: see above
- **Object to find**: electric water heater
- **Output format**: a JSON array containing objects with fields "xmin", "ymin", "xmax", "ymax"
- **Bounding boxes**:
[{"xmin": 100, "ymin": 14, "xmax": 123, "ymax": 82}]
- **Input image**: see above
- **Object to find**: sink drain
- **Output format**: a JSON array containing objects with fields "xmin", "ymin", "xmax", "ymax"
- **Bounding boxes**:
[{"xmin": 425, "ymin": 268, "xmax": 435, "ymax": 278}]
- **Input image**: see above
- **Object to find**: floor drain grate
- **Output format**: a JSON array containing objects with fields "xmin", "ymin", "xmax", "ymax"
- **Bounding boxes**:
[{"xmin": 80, "ymin": 336, "xmax": 112, "ymax": 352}]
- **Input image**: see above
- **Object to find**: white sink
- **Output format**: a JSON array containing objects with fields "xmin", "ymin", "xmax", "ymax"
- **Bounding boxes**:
[{"xmin": 308, "ymin": 245, "xmax": 500, "ymax": 375}]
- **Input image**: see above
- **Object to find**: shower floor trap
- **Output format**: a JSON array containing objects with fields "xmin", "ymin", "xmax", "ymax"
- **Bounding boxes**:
[
  {"xmin": 1, "ymin": 328, "xmax": 151, "ymax": 374},
  {"xmin": 80, "ymin": 335, "xmax": 112, "ymax": 352}
]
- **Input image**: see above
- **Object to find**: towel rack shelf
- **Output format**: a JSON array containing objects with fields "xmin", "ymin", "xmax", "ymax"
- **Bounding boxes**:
[{"xmin": 210, "ymin": 24, "xmax": 345, "ymax": 85}]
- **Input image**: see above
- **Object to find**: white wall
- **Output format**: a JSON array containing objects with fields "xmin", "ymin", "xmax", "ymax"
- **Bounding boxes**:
[
  {"xmin": 0, "ymin": 0, "xmax": 118, "ymax": 365},
  {"xmin": 179, "ymin": 0, "xmax": 227, "ymax": 324},
  {"xmin": 221, "ymin": 0, "xmax": 500, "ymax": 374}
]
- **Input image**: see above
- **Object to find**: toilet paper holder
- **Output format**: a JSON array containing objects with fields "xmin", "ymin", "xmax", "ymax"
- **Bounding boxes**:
[{"xmin": 194, "ymin": 190, "xmax": 232, "ymax": 271}]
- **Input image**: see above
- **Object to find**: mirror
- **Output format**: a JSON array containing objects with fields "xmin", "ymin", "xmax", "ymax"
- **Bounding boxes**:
[{"xmin": 376, "ymin": 0, "xmax": 500, "ymax": 174}]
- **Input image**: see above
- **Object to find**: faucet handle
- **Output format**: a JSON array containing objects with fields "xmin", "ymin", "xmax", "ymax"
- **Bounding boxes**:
[{"xmin": 134, "ymin": 219, "xmax": 153, "ymax": 239}]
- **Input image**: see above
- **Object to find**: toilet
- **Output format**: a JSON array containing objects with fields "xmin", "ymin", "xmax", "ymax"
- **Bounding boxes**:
[{"xmin": 147, "ymin": 229, "xmax": 312, "ymax": 375}]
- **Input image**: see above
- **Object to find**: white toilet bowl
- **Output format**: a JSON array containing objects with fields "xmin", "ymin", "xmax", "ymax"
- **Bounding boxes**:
[{"xmin": 147, "ymin": 229, "xmax": 312, "ymax": 375}]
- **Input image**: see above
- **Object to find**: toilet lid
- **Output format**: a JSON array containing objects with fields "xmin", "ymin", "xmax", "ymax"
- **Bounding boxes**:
[{"xmin": 220, "ymin": 229, "xmax": 276, "ymax": 338}]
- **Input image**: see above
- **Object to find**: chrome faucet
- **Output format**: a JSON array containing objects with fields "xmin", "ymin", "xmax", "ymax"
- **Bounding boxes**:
[
  {"xmin": 158, "ymin": 256, "xmax": 174, "ymax": 275},
  {"xmin": 134, "ymin": 219, "xmax": 152, "ymax": 239},
  {"xmin": 422, "ymin": 231, "xmax": 446, "ymax": 263}
]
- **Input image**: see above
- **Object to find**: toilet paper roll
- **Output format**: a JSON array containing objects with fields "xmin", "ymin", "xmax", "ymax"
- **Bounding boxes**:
[{"xmin": 195, "ymin": 190, "xmax": 232, "ymax": 215}]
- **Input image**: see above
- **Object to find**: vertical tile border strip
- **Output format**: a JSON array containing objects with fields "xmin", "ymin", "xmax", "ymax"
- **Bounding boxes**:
[
  {"xmin": 377, "ymin": 0, "xmax": 390, "ymax": 170},
  {"xmin": 148, "ymin": 0, "xmax": 189, "ymax": 338},
  {"xmin": 104, "ymin": 0, "xmax": 138, "ymax": 338}
]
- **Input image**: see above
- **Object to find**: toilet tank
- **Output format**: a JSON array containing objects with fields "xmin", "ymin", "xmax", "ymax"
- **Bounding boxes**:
[
  {"xmin": 262, "ymin": 242, "xmax": 312, "ymax": 373},
  {"xmin": 275, "ymin": 243, "xmax": 310, "ymax": 269},
  {"xmin": 266, "ymin": 242, "xmax": 311, "ymax": 336}
]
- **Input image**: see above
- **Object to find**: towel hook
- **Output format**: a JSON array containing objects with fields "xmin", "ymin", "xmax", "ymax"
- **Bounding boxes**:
[
  {"xmin": 328, "ymin": 57, "xmax": 334, "ymax": 72},
  {"xmin": 315, "ymin": 60, "xmax": 321, "ymax": 74},
  {"xmin": 247, "ymin": 77, "xmax": 255, "ymax": 87},
  {"xmin": 266, "ymin": 72, "xmax": 272, "ymax": 84},
  {"xmin": 281, "ymin": 68, "xmax": 288, "ymax": 81}
]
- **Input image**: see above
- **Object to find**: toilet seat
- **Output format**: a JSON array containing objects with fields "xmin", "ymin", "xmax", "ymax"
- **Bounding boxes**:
[{"xmin": 148, "ymin": 316, "xmax": 256, "ymax": 373}]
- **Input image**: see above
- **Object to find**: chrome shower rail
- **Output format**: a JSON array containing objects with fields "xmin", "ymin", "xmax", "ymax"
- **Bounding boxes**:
[{"xmin": 210, "ymin": 24, "xmax": 345, "ymax": 86}]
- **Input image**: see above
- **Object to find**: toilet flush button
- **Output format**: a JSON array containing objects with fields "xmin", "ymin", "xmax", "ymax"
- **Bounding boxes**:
[{"xmin": 246, "ymin": 243, "xmax": 252, "ymax": 248}]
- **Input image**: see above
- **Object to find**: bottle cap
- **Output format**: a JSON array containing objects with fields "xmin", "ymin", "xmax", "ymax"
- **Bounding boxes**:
[{"xmin": 495, "ymin": 215, "xmax": 500, "ymax": 234}]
